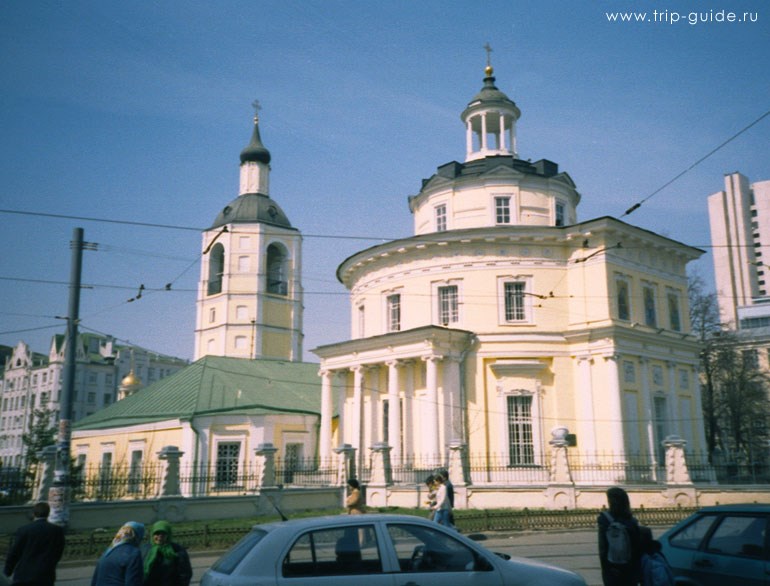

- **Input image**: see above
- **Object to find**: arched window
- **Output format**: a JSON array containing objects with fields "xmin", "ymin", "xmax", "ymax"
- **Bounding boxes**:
[
  {"xmin": 207, "ymin": 243, "xmax": 225, "ymax": 295},
  {"xmin": 266, "ymin": 243, "xmax": 289, "ymax": 295}
]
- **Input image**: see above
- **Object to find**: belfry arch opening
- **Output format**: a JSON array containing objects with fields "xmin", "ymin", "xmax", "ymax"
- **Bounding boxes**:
[
  {"xmin": 207, "ymin": 243, "xmax": 225, "ymax": 295},
  {"xmin": 266, "ymin": 243, "xmax": 289, "ymax": 295}
]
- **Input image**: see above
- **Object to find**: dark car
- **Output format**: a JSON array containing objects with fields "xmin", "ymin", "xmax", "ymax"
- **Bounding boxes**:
[{"xmin": 658, "ymin": 503, "xmax": 770, "ymax": 585}]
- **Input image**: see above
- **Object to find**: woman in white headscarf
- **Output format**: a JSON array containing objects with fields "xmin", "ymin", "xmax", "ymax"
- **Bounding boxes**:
[{"xmin": 91, "ymin": 521, "xmax": 145, "ymax": 586}]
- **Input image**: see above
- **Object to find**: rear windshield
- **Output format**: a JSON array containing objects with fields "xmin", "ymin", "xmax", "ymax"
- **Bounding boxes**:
[{"xmin": 211, "ymin": 529, "xmax": 268, "ymax": 575}]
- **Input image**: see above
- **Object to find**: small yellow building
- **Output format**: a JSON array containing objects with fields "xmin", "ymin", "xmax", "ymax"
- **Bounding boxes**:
[{"xmin": 71, "ymin": 355, "xmax": 322, "ymax": 496}]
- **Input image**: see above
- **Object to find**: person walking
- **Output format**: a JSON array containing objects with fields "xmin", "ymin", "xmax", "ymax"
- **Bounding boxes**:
[
  {"xmin": 431, "ymin": 473, "xmax": 453, "ymax": 528},
  {"xmin": 3, "ymin": 501, "xmax": 65, "ymax": 586},
  {"xmin": 91, "ymin": 521, "xmax": 145, "ymax": 586},
  {"xmin": 345, "ymin": 478, "xmax": 366, "ymax": 514},
  {"xmin": 597, "ymin": 487, "xmax": 642, "ymax": 586},
  {"xmin": 142, "ymin": 520, "xmax": 192, "ymax": 586}
]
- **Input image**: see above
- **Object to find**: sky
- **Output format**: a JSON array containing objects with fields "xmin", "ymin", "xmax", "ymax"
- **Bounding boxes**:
[{"xmin": 1, "ymin": 0, "xmax": 768, "ymax": 363}]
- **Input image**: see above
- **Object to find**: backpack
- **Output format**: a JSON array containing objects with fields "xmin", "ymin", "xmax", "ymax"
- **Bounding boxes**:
[
  {"xmin": 602, "ymin": 511, "xmax": 632, "ymax": 564},
  {"xmin": 642, "ymin": 552, "xmax": 675, "ymax": 586}
]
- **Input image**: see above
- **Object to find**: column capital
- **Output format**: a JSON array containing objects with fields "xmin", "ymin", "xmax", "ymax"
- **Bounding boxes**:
[
  {"xmin": 602, "ymin": 353, "xmax": 621, "ymax": 363},
  {"xmin": 422, "ymin": 354, "xmax": 444, "ymax": 364}
]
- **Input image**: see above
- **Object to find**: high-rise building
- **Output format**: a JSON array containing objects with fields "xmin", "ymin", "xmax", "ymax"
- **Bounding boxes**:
[{"xmin": 708, "ymin": 172, "xmax": 770, "ymax": 329}]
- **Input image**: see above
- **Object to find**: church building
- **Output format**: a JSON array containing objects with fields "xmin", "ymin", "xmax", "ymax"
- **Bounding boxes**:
[{"xmin": 313, "ymin": 61, "xmax": 708, "ymax": 485}]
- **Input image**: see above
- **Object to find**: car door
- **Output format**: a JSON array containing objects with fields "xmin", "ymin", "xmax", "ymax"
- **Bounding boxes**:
[
  {"xmin": 277, "ymin": 523, "xmax": 396, "ymax": 586},
  {"xmin": 382, "ymin": 522, "xmax": 504, "ymax": 586},
  {"xmin": 688, "ymin": 513, "xmax": 769, "ymax": 586}
]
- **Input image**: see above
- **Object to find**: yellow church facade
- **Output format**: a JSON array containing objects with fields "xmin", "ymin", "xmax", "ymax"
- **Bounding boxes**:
[{"xmin": 313, "ymin": 63, "xmax": 706, "ymax": 487}]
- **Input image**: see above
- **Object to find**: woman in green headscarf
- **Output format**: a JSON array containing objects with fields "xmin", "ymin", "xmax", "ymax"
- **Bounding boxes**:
[{"xmin": 141, "ymin": 520, "xmax": 192, "ymax": 586}]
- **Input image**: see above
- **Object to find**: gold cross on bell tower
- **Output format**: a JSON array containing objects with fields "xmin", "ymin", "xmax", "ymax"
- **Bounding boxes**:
[{"xmin": 251, "ymin": 99, "xmax": 262, "ymax": 123}]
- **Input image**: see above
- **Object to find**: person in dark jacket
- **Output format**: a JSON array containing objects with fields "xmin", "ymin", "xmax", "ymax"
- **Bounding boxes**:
[
  {"xmin": 142, "ymin": 520, "xmax": 192, "ymax": 586},
  {"xmin": 597, "ymin": 487, "xmax": 642, "ymax": 586},
  {"xmin": 91, "ymin": 521, "xmax": 145, "ymax": 586},
  {"xmin": 3, "ymin": 502, "xmax": 65, "ymax": 586}
]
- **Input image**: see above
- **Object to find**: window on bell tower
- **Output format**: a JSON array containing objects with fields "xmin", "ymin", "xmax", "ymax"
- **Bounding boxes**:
[{"xmin": 207, "ymin": 243, "xmax": 225, "ymax": 295}]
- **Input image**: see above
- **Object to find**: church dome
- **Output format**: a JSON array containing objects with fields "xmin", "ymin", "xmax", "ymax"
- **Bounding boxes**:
[
  {"xmin": 461, "ymin": 66, "xmax": 520, "ymax": 120},
  {"xmin": 210, "ymin": 193, "xmax": 293, "ymax": 230},
  {"xmin": 121, "ymin": 370, "xmax": 141, "ymax": 388},
  {"xmin": 240, "ymin": 119, "xmax": 271, "ymax": 164}
]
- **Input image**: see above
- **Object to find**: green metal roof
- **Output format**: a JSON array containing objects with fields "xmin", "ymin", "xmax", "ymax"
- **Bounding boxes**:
[{"xmin": 74, "ymin": 355, "xmax": 322, "ymax": 431}]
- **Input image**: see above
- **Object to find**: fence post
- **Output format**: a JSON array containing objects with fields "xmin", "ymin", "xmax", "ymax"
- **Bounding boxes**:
[
  {"xmin": 254, "ymin": 443, "xmax": 278, "ymax": 488},
  {"xmin": 663, "ymin": 436, "xmax": 692, "ymax": 485},
  {"xmin": 545, "ymin": 427, "xmax": 576, "ymax": 509},
  {"xmin": 34, "ymin": 444, "xmax": 58, "ymax": 503},
  {"xmin": 157, "ymin": 446, "xmax": 184, "ymax": 497},
  {"xmin": 333, "ymin": 444, "xmax": 356, "ymax": 486}
]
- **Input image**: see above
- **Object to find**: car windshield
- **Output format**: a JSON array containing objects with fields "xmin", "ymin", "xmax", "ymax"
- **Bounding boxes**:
[{"xmin": 210, "ymin": 528, "xmax": 268, "ymax": 575}]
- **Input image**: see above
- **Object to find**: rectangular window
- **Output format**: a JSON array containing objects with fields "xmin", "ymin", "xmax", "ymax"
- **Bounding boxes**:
[
  {"xmin": 616, "ymin": 279, "xmax": 630, "ymax": 321},
  {"xmin": 507, "ymin": 395, "xmax": 534, "ymax": 466},
  {"xmin": 555, "ymin": 202, "xmax": 565, "ymax": 227},
  {"xmin": 216, "ymin": 442, "xmax": 241, "ymax": 487},
  {"xmin": 387, "ymin": 294, "xmax": 401, "ymax": 332},
  {"xmin": 668, "ymin": 291, "xmax": 681, "ymax": 331},
  {"xmin": 234, "ymin": 335, "xmax": 248, "ymax": 350},
  {"xmin": 495, "ymin": 196, "xmax": 511, "ymax": 224},
  {"xmin": 236, "ymin": 305, "xmax": 248, "ymax": 320},
  {"xmin": 238, "ymin": 236, "xmax": 250, "ymax": 249},
  {"xmin": 504, "ymin": 281, "xmax": 526, "ymax": 322},
  {"xmin": 209, "ymin": 308, "xmax": 216, "ymax": 323},
  {"xmin": 437, "ymin": 285, "xmax": 459, "ymax": 325},
  {"xmin": 435, "ymin": 204, "xmax": 447, "ymax": 232},
  {"xmin": 128, "ymin": 450, "xmax": 142, "ymax": 494},
  {"xmin": 643, "ymin": 285, "xmax": 657, "ymax": 327}
]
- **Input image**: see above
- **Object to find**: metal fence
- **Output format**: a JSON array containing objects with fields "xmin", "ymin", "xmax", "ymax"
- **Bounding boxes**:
[{"xmin": 2, "ymin": 449, "xmax": 767, "ymax": 506}]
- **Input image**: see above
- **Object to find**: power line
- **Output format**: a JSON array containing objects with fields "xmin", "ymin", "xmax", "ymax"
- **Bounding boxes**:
[{"xmin": 620, "ymin": 106, "xmax": 770, "ymax": 219}]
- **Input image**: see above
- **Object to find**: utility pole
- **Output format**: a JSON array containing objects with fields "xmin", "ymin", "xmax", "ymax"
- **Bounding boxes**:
[{"xmin": 49, "ymin": 228, "xmax": 96, "ymax": 527}]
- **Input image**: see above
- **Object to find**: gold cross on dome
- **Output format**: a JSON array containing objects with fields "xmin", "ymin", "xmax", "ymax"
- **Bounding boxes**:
[{"xmin": 251, "ymin": 99, "xmax": 262, "ymax": 122}]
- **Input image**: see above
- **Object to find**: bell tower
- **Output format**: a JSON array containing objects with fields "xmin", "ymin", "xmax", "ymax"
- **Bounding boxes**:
[{"xmin": 194, "ymin": 107, "xmax": 303, "ymax": 361}]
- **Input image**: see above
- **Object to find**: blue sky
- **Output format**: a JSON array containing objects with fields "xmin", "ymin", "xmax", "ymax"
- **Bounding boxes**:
[{"xmin": 1, "ymin": 0, "xmax": 768, "ymax": 362}]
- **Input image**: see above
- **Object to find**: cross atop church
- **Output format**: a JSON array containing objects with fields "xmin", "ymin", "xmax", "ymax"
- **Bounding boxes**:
[
  {"xmin": 252, "ymin": 99, "xmax": 262, "ymax": 122},
  {"xmin": 483, "ymin": 42, "xmax": 493, "ymax": 67}
]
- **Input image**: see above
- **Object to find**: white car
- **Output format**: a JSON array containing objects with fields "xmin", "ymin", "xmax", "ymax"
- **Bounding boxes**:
[{"xmin": 201, "ymin": 513, "xmax": 587, "ymax": 586}]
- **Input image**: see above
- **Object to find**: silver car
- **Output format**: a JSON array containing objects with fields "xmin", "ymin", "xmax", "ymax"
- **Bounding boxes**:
[{"xmin": 201, "ymin": 513, "xmax": 586, "ymax": 585}]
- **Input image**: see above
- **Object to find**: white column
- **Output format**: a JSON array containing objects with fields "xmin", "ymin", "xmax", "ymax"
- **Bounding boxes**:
[
  {"xmin": 319, "ymin": 369, "xmax": 333, "ymax": 462},
  {"xmin": 465, "ymin": 120, "xmax": 473, "ymax": 158},
  {"xmin": 352, "ymin": 366, "xmax": 364, "ymax": 459},
  {"xmin": 499, "ymin": 113, "xmax": 507, "ymax": 151},
  {"xmin": 604, "ymin": 355, "xmax": 625, "ymax": 459},
  {"xmin": 336, "ymin": 371, "xmax": 346, "ymax": 447},
  {"xmin": 424, "ymin": 355, "xmax": 441, "ymax": 462},
  {"xmin": 481, "ymin": 113, "xmax": 488, "ymax": 151},
  {"xmin": 667, "ymin": 362, "xmax": 680, "ymax": 437},
  {"xmin": 403, "ymin": 360, "xmax": 415, "ymax": 460},
  {"xmin": 365, "ymin": 366, "xmax": 379, "ymax": 449},
  {"xmin": 640, "ymin": 358, "xmax": 658, "ymax": 479},
  {"xmin": 387, "ymin": 361, "xmax": 402, "ymax": 462},
  {"xmin": 576, "ymin": 356, "xmax": 597, "ymax": 457},
  {"xmin": 443, "ymin": 357, "xmax": 462, "ymax": 444}
]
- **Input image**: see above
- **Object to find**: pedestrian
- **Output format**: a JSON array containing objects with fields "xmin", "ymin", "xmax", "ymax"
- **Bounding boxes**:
[
  {"xmin": 431, "ymin": 473, "xmax": 453, "ymax": 528},
  {"xmin": 639, "ymin": 526, "xmax": 675, "ymax": 586},
  {"xmin": 91, "ymin": 521, "xmax": 145, "ymax": 586},
  {"xmin": 597, "ymin": 487, "xmax": 642, "ymax": 586},
  {"xmin": 3, "ymin": 501, "xmax": 65, "ymax": 586},
  {"xmin": 142, "ymin": 520, "xmax": 192, "ymax": 586},
  {"xmin": 437, "ymin": 468, "xmax": 455, "ymax": 525},
  {"xmin": 424, "ymin": 474, "xmax": 438, "ymax": 520},
  {"xmin": 345, "ymin": 478, "xmax": 366, "ymax": 514}
]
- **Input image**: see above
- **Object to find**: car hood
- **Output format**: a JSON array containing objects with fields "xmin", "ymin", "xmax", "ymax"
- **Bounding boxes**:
[{"xmin": 502, "ymin": 556, "xmax": 587, "ymax": 585}]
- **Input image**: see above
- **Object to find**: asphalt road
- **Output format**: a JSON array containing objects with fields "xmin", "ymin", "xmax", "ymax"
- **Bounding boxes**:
[{"xmin": 53, "ymin": 526, "xmax": 668, "ymax": 585}]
